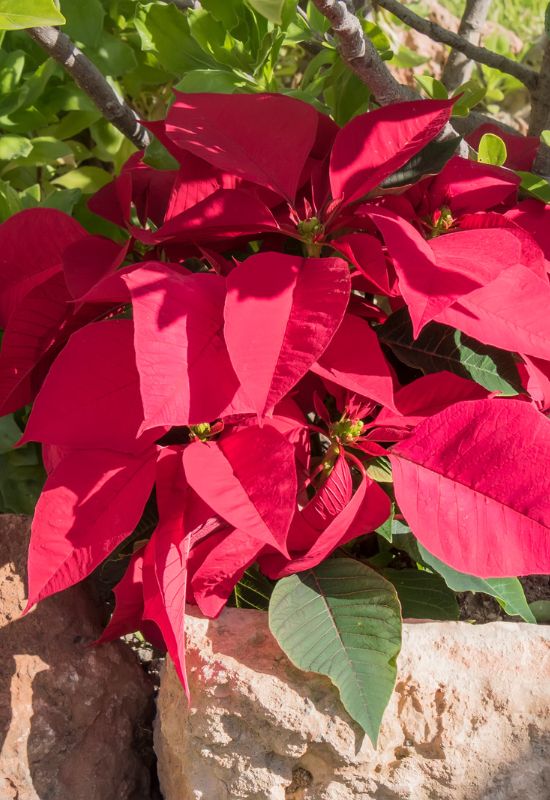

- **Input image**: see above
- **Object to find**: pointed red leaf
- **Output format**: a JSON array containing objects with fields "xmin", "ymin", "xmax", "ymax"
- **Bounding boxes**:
[
  {"xmin": 261, "ymin": 471, "xmax": 390, "ymax": 578},
  {"xmin": 96, "ymin": 548, "xmax": 145, "ymax": 644},
  {"xmin": 26, "ymin": 446, "xmax": 156, "ymax": 608},
  {"xmin": 224, "ymin": 253, "xmax": 351, "ymax": 417},
  {"xmin": 374, "ymin": 371, "xmax": 489, "ymax": 429},
  {"xmin": 366, "ymin": 207, "xmax": 479, "ymax": 335},
  {"xmin": 182, "ymin": 425, "xmax": 296, "ymax": 555},
  {"xmin": 0, "ymin": 273, "xmax": 72, "ymax": 415},
  {"xmin": 124, "ymin": 264, "xmax": 242, "ymax": 430},
  {"xmin": 165, "ymin": 92, "xmax": 319, "ymax": 201},
  {"xmin": 427, "ymin": 156, "xmax": 519, "ymax": 214},
  {"xmin": 391, "ymin": 398, "xmax": 550, "ymax": 577},
  {"xmin": 311, "ymin": 313, "xmax": 396, "ymax": 409},
  {"xmin": 190, "ymin": 527, "xmax": 261, "ymax": 618},
  {"xmin": 330, "ymin": 99, "xmax": 454, "ymax": 204},
  {"xmin": 0, "ymin": 208, "xmax": 86, "ymax": 326},
  {"xmin": 301, "ymin": 454, "xmax": 353, "ymax": 531},
  {"xmin": 332, "ymin": 233, "xmax": 398, "ymax": 295},
  {"xmin": 148, "ymin": 188, "xmax": 279, "ymax": 245},
  {"xmin": 436, "ymin": 265, "xmax": 550, "ymax": 361},
  {"xmin": 143, "ymin": 447, "xmax": 190, "ymax": 692},
  {"xmin": 61, "ymin": 235, "xmax": 129, "ymax": 299},
  {"xmin": 21, "ymin": 320, "xmax": 157, "ymax": 454}
]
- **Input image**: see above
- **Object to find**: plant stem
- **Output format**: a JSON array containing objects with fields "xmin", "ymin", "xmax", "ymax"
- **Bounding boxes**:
[
  {"xmin": 27, "ymin": 26, "xmax": 150, "ymax": 150},
  {"xmin": 375, "ymin": 0, "xmax": 538, "ymax": 91},
  {"xmin": 442, "ymin": 0, "xmax": 493, "ymax": 91}
]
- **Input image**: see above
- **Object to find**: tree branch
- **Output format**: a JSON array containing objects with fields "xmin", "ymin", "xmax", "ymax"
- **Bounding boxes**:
[
  {"xmin": 375, "ymin": 0, "xmax": 538, "ymax": 91},
  {"xmin": 310, "ymin": 0, "xmax": 469, "ymax": 155},
  {"xmin": 311, "ymin": 0, "xmax": 413, "ymax": 105},
  {"xmin": 27, "ymin": 26, "xmax": 150, "ymax": 150},
  {"xmin": 442, "ymin": 0, "xmax": 492, "ymax": 91},
  {"xmin": 530, "ymin": 36, "xmax": 550, "ymax": 173}
]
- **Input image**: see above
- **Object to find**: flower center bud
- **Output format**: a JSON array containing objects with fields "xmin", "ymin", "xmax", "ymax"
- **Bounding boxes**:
[
  {"xmin": 297, "ymin": 216, "xmax": 324, "ymax": 256},
  {"xmin": 427, "ymin": 206, "xmax": 455, "ymax": 237},
  {"xmin": 189, "ymin": 422, "xmax": 212, "ymax": 441},
  {"xmin": 330, "ymin": 417, "xmax": 364, "ymax": 444}
]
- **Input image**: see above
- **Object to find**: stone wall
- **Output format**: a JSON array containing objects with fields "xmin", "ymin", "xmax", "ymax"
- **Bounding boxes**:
[
  {"xmin": 155, "ymin": 608, "xmax": 550, "ymax": 800},
  {"xmin": 0, "ymin": 514, "xmax": 155, "ymax": 800}
]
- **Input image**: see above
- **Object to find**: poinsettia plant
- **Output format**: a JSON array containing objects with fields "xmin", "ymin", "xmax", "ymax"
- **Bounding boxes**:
[{"xmin": 2, "ymin": 92, "xmax": 550, "ymax": 744}]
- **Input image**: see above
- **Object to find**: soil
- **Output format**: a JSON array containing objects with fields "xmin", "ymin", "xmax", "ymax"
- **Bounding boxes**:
[{"xmin": 458, "ymin": 575, "xmax": 550, "ymax": 623}]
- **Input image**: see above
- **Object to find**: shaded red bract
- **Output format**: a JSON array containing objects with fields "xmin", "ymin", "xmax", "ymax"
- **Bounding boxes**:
[{"xmin": 2, "ymin": 93, "xmax": 550, "ymax": 693}]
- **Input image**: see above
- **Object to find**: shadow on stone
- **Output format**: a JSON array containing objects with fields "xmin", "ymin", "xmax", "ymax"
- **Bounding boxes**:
[{"xmin": 0, "ymin": 514, "xmax": 155, "ymax": 800}]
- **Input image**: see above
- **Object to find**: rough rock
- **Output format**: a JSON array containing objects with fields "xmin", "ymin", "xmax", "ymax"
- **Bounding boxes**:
[
  {"xmin": 0, "ymin": 514, "xmax": 154, "ymax": 800},
  {"xmin": 155, "ymin": 608, "xmax": 550, "ymax": 800}
]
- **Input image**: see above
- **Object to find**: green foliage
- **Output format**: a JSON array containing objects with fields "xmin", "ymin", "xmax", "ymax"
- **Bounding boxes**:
[
  {"xmin": 381, "ymin": 568, "xmax": 460, "ymax": 620},
  {"xmin": 379, "ymin": 308, "xmax": 522, "ymax": 395},
  {"xmin": 0, "ymin": 413, "xmax": 45, "ymax": 513},
  {"xmin": 417, "ymin": 543, "xmax": 536, "ymax": 623},
  {"xmin": 477, "ymin": 132, "xmax": 507, "ymax": 166},
  {"xmin": 0, "ymin": 0, "xmax": 65, "ymax": 30},
  {"xmin": 269, "ymin": 558, "xmax": 401, "ymax": 744}
]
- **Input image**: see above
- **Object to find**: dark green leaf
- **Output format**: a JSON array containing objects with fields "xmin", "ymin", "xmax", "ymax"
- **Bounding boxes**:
[
  {"xmin": 269, "ymin": 557, "xmax": 401, "ymax": 744},
  {"xmin": 417, "ymin": 544, "xmax": 536, "ymax": 623},
  {"xmin": 379, "ymin": 308, "xmax": 522, "ymax": 395},
  {"xmin": 234, "ymin": 566, "xmax": 275, "ymax": 610},
  {"xmin": 529, "ymin": 600, "xmax": 550, "ymax": 623},
  {"xmin": 381, "ymin": 568, "xmax": 459, "ymax": 620},
  {"xmin": 380, "ymin": 137, "xmax": 460, "ymax": 189}
]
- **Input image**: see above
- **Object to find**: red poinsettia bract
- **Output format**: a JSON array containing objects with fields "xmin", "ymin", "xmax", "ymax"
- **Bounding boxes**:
[{"xmin": 2, "ymin": 92, "xmax": 550, "ymax": 687}]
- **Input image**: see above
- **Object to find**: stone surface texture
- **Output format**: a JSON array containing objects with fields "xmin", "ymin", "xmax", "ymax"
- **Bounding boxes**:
[
  {"xmin": 155, "ymin": 608, "xmax": 550, "ymax": 800},
  {"xmin": 0, "ymin": 514, "xmax": 154, "ymax": 800}
]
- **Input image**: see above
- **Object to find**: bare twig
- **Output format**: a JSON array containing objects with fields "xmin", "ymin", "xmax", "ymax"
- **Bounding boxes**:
[
  {"xmin": 27, "ymin": 26, "xmax": 150, "ymax": 150},
  {"xmin": 375, "ymin": 0, "xmax": 538, "ymax": 91},
  {"xmin": 310, "ymin": 0, "xmax": 469, "ymax": 155},
  {"xmin": 442, "ymin": 0, "xmax": 492, "ymax": 91},
  {"xmin": 311, "ymin": 0, "xmax": 412, "ymax": 105},
  {"xmin": 530, "ymin": 36, "xmax": 550, "ymax": 173}
]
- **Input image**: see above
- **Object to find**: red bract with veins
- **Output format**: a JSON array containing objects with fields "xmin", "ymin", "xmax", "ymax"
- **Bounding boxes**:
[{"xmin": 3, "ymin": 92, "xmax": 550, "ymax": 691}]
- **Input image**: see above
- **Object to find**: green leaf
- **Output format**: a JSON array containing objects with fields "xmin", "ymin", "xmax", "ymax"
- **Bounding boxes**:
[
  {"xmin": 415, "ymin": 75, "xmax": 448, "ymax": 99},
  {"xmin": 234, "ymin": 566, "xmax": 275, "ymax": 610},
  {"xmin": 529, "ymin": 600, "xmax": 550, "ymax": 623},
  {"xmin": 379, "ymin": 308, "xmax": 522, "ymax": 395},
  {"xmin": 52, "ymin": 166, "xmax": 112, "ymax": 193},
  {"xmin": 0, "ymin": 134, "xmax": 32, "ymax": 160},
  {"xmin": 376, "ymin": 514, "xmax": 411, "ymax": 544},
  {"xmin": 135, "ymin": 2, "xmax": 216, "ymax": 76},
  {"xmin": 269, "ymin": 557, "xmax": 401, "ymax": 744},
  {"xmin": 517, "ymin": 170, "xmax": 550, "ymax": 204},
  {"xmin": 0, "ymin": 0, "xmax": 65, "ymax": 29},
  {"xmin": 143, "ymin": 137, "xmax": 179, "ymax": 171},
  {"xmin": 451, "ymin": 79, "xmax": 486, "ymax": 116},
  {"xmin": 540, "ymin": 129, "xmax": 550, "ymax": 148},
  {"xmin": 0, "ymin": 414, "xmax": 21, "ymax": 454},
  {"xmin": 417, "ymin": 544, "xmax": 536, "ymax": 623},
  {"xmin": 0, "ymin": 177, "xmax": 22, "ymax": 220},
  {"xmin": 380, "ymin": 136, "xmax": 460, "ymax": 189},
  {"xmin": 477, "ymin": 132, "xmax": 507, "ymax": 166},
  {"xmin": 366, "ymin": 456, "xmax": 392, "ymax": 483},
  {"xmin": 381, "ymin": 568, "xmax": 459, "ymax": 621},
  {"xmin": 40, "ymin": 187, "xmax": 82, "ymax": 214},
  {"xmin": 0, "ymin": 445, "xmax": 45, "ymax": 514},
  {"xmin": 175, "ymin": 69, "xmax": 246, "ymax": 94},
  {"xmin": 247, "ymin": 0, "xmax": 285, "ymax": 24},
  {"xmin": 60, "ymin": 0, "xmax": 104, "ymax": 47},
  {"xmin": 17, "ymin": 136, "xmax": 74, "ymax": 167}
]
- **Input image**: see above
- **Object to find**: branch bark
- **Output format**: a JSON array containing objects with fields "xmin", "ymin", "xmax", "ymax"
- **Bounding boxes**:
[
  {"xmin": 375, "ymin": 0, "xmax": 538, "ymax": 91},
  {"xmin": 310, "ymin": 0, "xmax": 413, "ymax": 105},
  {"xmin": 27, "ymin": 26, "xmax": 150, "ymax": 150},
  {"xmin": 530, "ymin": 36, "xmax": 550, "ymax": 173},
  {"xmin": 310, "ymin": 0, "xmax": 469, "ymax": 155},
  {"xmin": 441, "ymin": 0, "xmax": 492, "ymax": 91}
]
